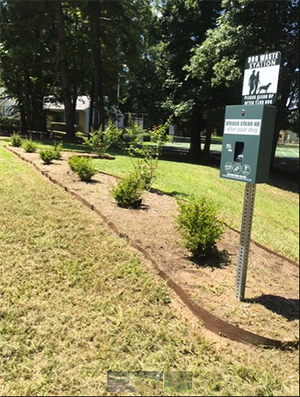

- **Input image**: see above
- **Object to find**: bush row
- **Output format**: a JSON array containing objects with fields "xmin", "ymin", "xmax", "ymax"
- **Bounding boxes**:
[{"xmin": 9, "ymin": 130, "xmax": 225, "ymax": 260}]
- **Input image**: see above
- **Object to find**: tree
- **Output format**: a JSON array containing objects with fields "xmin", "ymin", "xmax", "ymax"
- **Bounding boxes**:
[
  {"xmin": 154, "ymin": 0, "xmax": 221, "ymax": 159},
  {"xmin": 1, "ymin": 0, "xmax": 152, "ymax": 137},
  {"xmin": 109, "ymin": 1, "xmax": 162, "ymax": 127},
  {"xmin": 51, "ymin": 2, "xmax": 92, "ymax": 137},
  {"xmin": 52, "ymin": 1, "xmax": 76, "ymax": 139},
  {"xmin": 186, "ymin": 0, "xmax": 299, "ymax": 163},
  {"xmin": 0, "ymin": 1, "xmax": 58, "ymax": 133}
]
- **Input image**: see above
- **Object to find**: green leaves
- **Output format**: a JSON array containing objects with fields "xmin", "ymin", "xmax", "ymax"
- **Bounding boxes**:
[
  {"xmin": 10, "ymin": 133, "xmax": 22, "ymax": 147},
  {"xmin": 175, "ymin": 195, "xmax": 225, "ymax": 259},
  {"xmin": 22, "ymin": 140, "xmax": 38, "ymax": 153},
  {"xmin": 112, "ymin": 172, "xmax": 145, "ymax": 209},
  {"xmin": 78, "ymin": 121, "xmax": 123, "ymax": 157},
  {"xmin": 67, "ymin": 155, "xmax": 97, "ymax": 181}
]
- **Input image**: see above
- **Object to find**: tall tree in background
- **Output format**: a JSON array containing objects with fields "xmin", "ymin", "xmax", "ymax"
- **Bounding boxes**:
[
  {"xmin": 186, "ymin": 0, "xmax": 299, "ymax": 163},
  {"xmin": 1, "ymin": 0, "xmax": 298, "ymax": 157},
  {"xmin": 156, "ymin": 0, "xmax": 221, "ymax": 159},
  {"xmin": 83, "ymin": 1, "xmax": 105, "ymax": 130},
  {"xmin": 0, "ymin": 1, "xmax": 57, "ymax": 133},
  {"xmin": 112, "ymin": 2, "xmax": 164, "ymax": 126},
  {"xmin": 52, "ymin": 1, "xmax": 77, "ymax": 139},
  {"xmin": 1, "ymin": 0, "xmax": 153, "ymax": 135},
  {"xmin": 80, "ymin": 0, "xmax": 152, "ymax": 130},
  {"xmin": 52, "ymin": 3, "xmax": 91, "ymax": 132}
]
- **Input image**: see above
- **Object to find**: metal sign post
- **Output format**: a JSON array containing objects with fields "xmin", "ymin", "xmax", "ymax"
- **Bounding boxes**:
[{"xmin": 235, "ymin": 183, "xmax": 256, "ymax": 301}]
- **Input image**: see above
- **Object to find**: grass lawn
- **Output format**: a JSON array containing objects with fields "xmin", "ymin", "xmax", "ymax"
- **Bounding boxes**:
[
  {"xmin": 1, "ymin": 136, "xmax": 299, "ymax": 261},
  {"xmin": 0, "ymin": 147, "xmax": 299, "ymax": 396},
  {"xmin": 91, "ymin": 149, "xmax": 299, "ymax": 262}
]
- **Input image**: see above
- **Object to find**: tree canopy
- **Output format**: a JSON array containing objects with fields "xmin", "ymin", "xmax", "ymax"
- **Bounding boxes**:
[
  {"xmin": 0, "ymin": 0, "xmax": 298, "ymax": 158},
  {"xmin": 186, "ymin": 0, "xmax": 299, "ymax": 158}
]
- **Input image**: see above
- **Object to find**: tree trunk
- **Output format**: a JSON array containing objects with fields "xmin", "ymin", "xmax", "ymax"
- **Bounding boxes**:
[
  {"xmin": 203, "ymin": 124, "xmax": 212, "ymax": 159},
  {"xmin": 19, "ymin": 106, "xmax": 27, "ymax": 135},
  {"xmin": 188, "ymin": 103, "xmax": 202, "ymax": 160},
  {"xmin": 53, "ymin": 1, "xmax": 75, "ymax": 140},
  {"xmin": 270, "ymin": 75, "xmax": 292, "ymax": 169},
  {"xmin": 89, "ymin": 76, "xmax": 94, "ymax": 133},
  {"xmin": 88, "ymin": 3, "xmax": 105, "ymax": 130}
]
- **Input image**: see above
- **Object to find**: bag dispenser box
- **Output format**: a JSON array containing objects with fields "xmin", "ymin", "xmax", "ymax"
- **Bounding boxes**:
[{"xmin": 219, "ymin": 104, "xmax": 276, "ymax": 184}]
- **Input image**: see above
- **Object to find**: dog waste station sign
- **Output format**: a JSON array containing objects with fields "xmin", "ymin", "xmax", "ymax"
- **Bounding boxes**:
[
  {"xmin": 242, "ymin": 51, "xmax": 281, "ymax": 105},
  {"xmin": 219, "ymin": 51, "xmax": 280, "ymax": 301}
]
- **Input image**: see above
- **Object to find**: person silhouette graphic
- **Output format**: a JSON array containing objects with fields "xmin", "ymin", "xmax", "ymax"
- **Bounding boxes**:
[
  {"xmin": 254, "ymin": 71, "xmax": 260, "ymax": 94},
  {"xmin": 248, "ymin": 70, "xmax": 256, "ymax": 95}
]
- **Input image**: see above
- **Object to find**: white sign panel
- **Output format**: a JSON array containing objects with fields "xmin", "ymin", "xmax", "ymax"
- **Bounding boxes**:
[
  {"xmin": 224, "ymin": 119, "xmax": 261, "ymax": 135},
  {"xmin": 242, "ymin": 51, "xmax": 281, "ymax": 105}
]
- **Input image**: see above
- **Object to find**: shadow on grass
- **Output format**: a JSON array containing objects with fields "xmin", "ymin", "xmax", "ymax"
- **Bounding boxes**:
[
  {"xmin": 115, "ymin": 146, "xmax": 299, "ymax": 194},
  {"xmin": 244, "ymin": 294, "xmax": 299, "ymax": 321},
  {"xmin": 268, "ymin": 158, "xmax": 299, "ymax": 194},
  {"xmin": 150, "ymin": 187, "xmax": 189, "ymax": 199}
]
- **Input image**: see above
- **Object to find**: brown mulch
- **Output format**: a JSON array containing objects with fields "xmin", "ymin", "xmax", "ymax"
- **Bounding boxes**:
[{"xmin": 7, "ymin": 147, "xmax": 299, "ymax": 346}]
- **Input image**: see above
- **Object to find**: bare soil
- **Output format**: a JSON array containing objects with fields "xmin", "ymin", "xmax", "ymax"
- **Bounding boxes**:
[{"xmin": 8, "ymin": 147, "xmax": 299, "ymax": 344}]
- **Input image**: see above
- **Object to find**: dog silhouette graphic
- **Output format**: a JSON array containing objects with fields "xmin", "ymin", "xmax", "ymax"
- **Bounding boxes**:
[{"xmin": 257, "ymin": 82, "xmax": 272, "ymax": 93}]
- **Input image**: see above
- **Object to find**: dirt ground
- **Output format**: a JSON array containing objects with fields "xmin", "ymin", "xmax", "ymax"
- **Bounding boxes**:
[{"xmin": 7, "ymin": 147, "xmax": 299, "ymax": 345}]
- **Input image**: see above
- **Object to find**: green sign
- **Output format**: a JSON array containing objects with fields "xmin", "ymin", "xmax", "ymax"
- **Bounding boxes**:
[{"xmin": 220, "ymin": 105, "xmax": 276, "ymax": 184}]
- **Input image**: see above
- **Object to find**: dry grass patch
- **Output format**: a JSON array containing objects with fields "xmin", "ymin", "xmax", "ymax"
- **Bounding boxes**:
[{"xmin": 0, "ymin": 147, "xmax": 299, "ymax": 396}]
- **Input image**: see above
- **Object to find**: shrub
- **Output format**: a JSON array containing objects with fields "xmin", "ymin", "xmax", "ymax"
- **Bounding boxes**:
[
  {"xmin": 22, "ymin": 139, "xmax": 38, "ymax": 153},
  {"xmin": 52, "ymin": 141, "xmax": 63, "ymax": 160},
  {"xmin": 104, "ymin": 120, "xmax": 124, "ymax": 149},
  {"xmin": 10, "ymin": 133, "xmax": 22, "ymax": 147},
  {"xmin": 77, "ymin": 120, "xmax": 123, "ymax": 156},
  {"xmin": 133, "ymin": 158, "xmax": 158, "ymax": 191},
  {"xmin": 39, "ymin": 142, "xmax": 62, "ymax": 163},
  {"xmin": 67, "ymin": 155, "xmax": 97, "ymax": 181},
  {"xmin": 175, "ymin": 195, "xmax": 225, "ymax": 259},
  {"xmin": 0, "ymin": 116, "xmax": 18, "ymax": 134},
  {"xmin": 39, "ymin": 149, "xmax": 58, "ymax": 164},
  {"xmin": 112, "ymin": 173, "xmax": 145, "ymax": 208},
  {"xmin": 126, "ymin": 115, "xmax": 173, "ymax": 191}
]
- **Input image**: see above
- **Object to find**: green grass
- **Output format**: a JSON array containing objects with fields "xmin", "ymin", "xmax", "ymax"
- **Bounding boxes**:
[
  {"xmin": 90, "ymin": 150, "xmax": 299, "ymax": 262},
  {"xmin": 0, "ymin": 147, "xmax": 299, "ymax": 396},
  {"xmin": 36, "ymin": 139, "xmax": 93, "ymax": 153},
  {"xmin": 1, "ymin": 136, "xmax": 299, "ymax": 261}
]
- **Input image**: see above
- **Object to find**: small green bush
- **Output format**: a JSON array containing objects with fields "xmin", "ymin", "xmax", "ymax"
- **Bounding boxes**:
[
  {"xmin": 10, "ymin": 133, "xmax": 22, "ymax": 147},
  {"xmin": 112, "ymin": 173, "xmax": 144, "ymax": 208},
  {"xmin": 77, "ymin": 120, "xmax": 123, "ymax": 156},
  {"xmin": 133, "ymin": 158, "xmax": 157, "ymax": 191},
  {"xmin": 0, "ymin": 116, "xmax": 18, "ymax": 134},
  {"xmin": 39, "ymin": 149, "xmax": 57, "ymax": 164},
  {"xmin": 67, "ymin": 155, "xmax": 97, "ymax": 181},
  {"xmin": 53, "ymin": 142, "xmax": 63, "ymax": 160},
  {"xmin": 22, "ymin": 139, "xmax": 38, "ymax": 153},
  {"xmin": 175, "ymin": 195, "xmax": 225, "ymax": 259}
]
